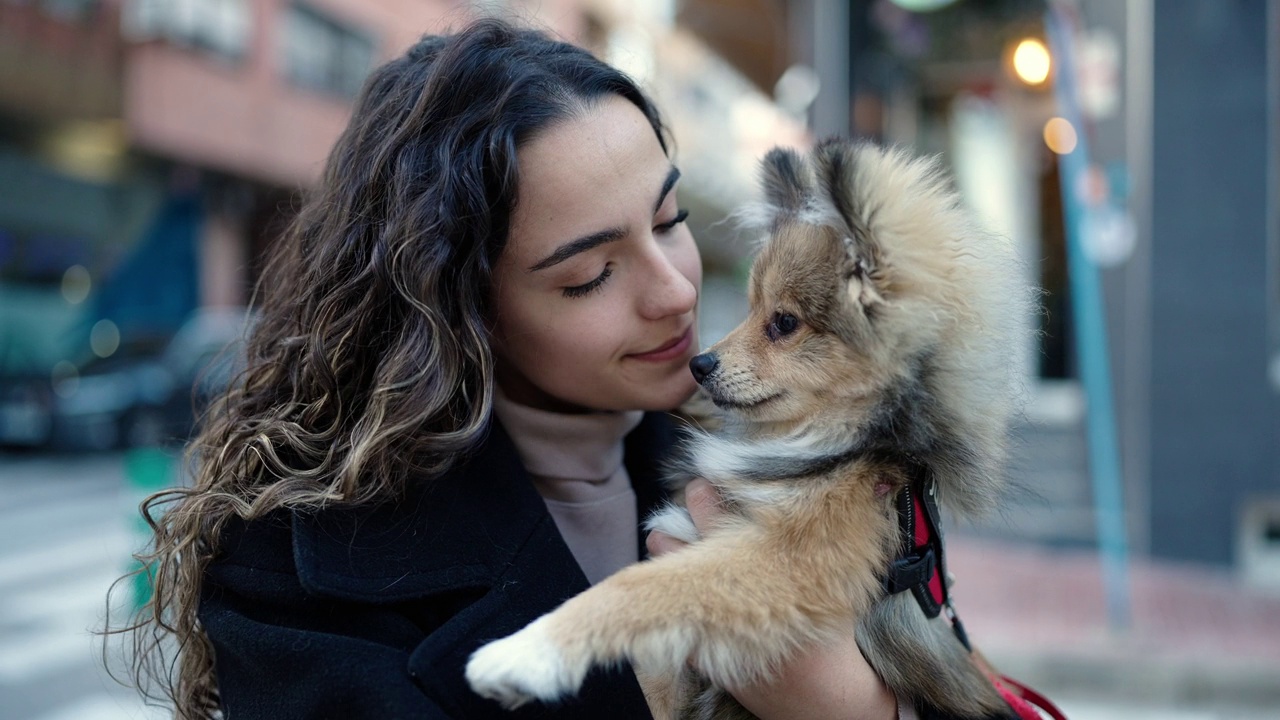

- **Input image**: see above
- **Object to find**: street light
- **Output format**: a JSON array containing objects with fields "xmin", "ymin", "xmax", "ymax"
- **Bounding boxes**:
[{"xmin": 1012, "ymin": 38, "xmax": 1052, "ymax": 85}]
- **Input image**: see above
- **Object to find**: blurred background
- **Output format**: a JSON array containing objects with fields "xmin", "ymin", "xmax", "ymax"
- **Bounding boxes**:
[{"xmin": 0, "ymin": 0, "xmax": 1277, "ymax": 718}]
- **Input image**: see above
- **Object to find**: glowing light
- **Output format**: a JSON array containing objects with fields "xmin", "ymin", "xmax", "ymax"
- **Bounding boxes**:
[
  {"xmin": 61, "ymin": 265, "xmax": 91, "ymax": 304},
  {"xmin": 39, "ymin": 119, "xmax": 127, "ymax": 182},
  {"xmin": 52, "ymin": 361, "xmax": 79, "ymax": 398},
  {"xmin": 90, "ymin": 319, "xmax": 120, "ymax": 358},
  {"xmin": 1043, "ymin": 117, "xmax": 1078, "ymax": 155},
  {"xmin": 888, "ymin": 0, "xmax": 960, "ymax": 11},
  {"xmin": 1012, "ymin": 38, "xmax": 1052, "ymax": 85}
]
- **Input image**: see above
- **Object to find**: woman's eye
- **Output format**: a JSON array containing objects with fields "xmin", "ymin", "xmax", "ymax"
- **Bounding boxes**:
[
  {"xmin": 563, "ymin": 266, "xmax": 613, "ymax": 298},
  {"xmin": 655, "ymin": 209, "xmax": 689, "ymax": 234},
  {"xmin": 766, "ymin": 312, "xmax": 799, "ymax": 341}
]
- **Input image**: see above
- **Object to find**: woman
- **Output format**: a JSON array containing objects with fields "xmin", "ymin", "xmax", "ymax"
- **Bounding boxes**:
[{"xmin": 123, "ymin": 18, "xmax": 970, "ymax": 720}]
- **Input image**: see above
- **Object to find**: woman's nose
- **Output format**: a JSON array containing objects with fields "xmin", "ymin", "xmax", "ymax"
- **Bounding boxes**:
[{"xmin": 639, "ymin": 248, "xmax": 698, "ymax": 320}]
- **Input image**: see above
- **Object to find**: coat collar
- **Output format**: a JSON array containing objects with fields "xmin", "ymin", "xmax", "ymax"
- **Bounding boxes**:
[{"xmin": 291, "ymin": 412, "xmax": 676, "ymax": 603}]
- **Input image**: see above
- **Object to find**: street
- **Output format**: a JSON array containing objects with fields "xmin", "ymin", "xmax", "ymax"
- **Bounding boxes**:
[
  {"xmin": 0, "ymin": 452, "xmax": 164, "ymax": 720},
  {"xmin": 0, "ymin": 451, "xmax": 1275, "ymax": 720}
]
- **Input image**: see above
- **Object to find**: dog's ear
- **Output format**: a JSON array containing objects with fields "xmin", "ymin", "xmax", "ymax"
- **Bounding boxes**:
[
  {"xmin": 842, "ymin": 236, "xmax": 885, "ymax": 310},
  {"xmin": 813, "ymin": 141, "xmax": 885, "ymax": 310},
  {"xmin": 811, "ymin": 139, "xmax": 871, "ymax": 245},
  {"xmin": 759, "ymin": 147, "xmax": 813, "ymax": 225}
]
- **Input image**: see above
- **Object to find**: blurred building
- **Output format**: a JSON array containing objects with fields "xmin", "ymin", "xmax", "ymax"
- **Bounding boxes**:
[
  {"xmin": 699, "ymin": 0, "xmax": 1278, "ymax": 582},
  {"xmin": 5, "ymin": 0, "xmax": 1273, "ymax": 582},
  {"xmin": 0, "ymin": 0, "xmax": 460, "ymax": 397},
  {"xmin": 0, "ymin": 0, "xmax": 808, "ymax": 448}
]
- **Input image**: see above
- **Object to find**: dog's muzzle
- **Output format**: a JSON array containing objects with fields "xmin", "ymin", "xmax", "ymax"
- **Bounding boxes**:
[{"xmin": 689, "ymin": 352, "xmax": 719, "ymax": 385}]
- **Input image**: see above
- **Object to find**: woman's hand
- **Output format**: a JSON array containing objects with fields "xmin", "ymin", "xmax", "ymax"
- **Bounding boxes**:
[{"xmin": 645, "ymin": 479, "xmax": 900, "ymax": 720}]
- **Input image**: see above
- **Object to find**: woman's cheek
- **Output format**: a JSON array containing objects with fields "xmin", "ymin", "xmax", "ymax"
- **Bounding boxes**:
[{"xmin": 674, "ymin": 233, "xmax": 703, "ymax": 291}]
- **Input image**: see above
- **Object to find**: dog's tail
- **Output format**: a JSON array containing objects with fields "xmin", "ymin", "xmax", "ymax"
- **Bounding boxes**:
[{"xmin": 857, "ymin": 592, "xmax": 1009, "ymax": 718}]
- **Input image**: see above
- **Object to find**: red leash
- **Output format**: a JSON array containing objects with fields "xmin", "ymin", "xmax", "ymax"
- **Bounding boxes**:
[{"xmin": 990, "ymin": 673, "xmax": 1069, "ymax": 720}]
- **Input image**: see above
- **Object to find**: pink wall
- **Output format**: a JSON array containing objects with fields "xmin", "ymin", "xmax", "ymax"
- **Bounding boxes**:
[
  {"xmin": 0, "ymin": 1, "xmax": 124, "ymax": 122},
  {"xmin": 123, "ymin": 0, "xmax": 472, "ymax": 188}
]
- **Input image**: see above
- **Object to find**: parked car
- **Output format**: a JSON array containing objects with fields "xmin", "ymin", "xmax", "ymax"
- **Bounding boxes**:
[
  {"xmin": 0, "ymin": 369, "xmax": 55, "ymax": 449},
  {"xmin": 51, "ymin": 308, "xmax": 252, "ymax": 451},
  {"xmin": 0, "ymin": 284, "xmax": 78, "ymax": 449}
]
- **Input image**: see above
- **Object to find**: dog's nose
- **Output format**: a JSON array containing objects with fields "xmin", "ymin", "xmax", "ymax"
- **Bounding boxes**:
[{"xmin": 689, "ymin": 352, "xmax": 719, "ymax": 384}]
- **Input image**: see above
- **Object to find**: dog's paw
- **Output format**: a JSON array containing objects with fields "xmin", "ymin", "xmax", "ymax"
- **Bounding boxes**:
[
  {"xmin": 643, "ymin": 504, "xmax": 701, "ymax": 544},
  {"xmin": 465, "ymin": 618, "xmax": 580, "ymax": 709}
]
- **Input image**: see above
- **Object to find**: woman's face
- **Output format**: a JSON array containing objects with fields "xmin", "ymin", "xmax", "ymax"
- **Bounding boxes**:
[{"xmin": 491, "ymin": 95, "xmax": 702, "ymax": 413}]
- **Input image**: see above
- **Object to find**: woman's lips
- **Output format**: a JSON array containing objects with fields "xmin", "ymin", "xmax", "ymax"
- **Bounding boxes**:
[{"xmin": 629, "ymin": 327, "xmax": 694, "ymax": 362}]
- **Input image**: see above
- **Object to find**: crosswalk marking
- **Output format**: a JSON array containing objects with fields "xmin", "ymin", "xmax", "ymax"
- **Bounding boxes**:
[
  {"xmin": 29, "ymin": 693, "xmax": 169, "ymax": 720},
  {"xmin": 5, "ymin": 569, "xmax": 132, "ymax": 627},
  {"xmin": 0, "ymin": 526, "xmax": 132, "ymax": 589},
  {"xmin": 0, "ymin": 457, "xmax": 159, "ymax": 710},
  {"xmin": 0, "ymin": 478, "xmax": 118, "ymax": 515},
  {"xmin": 0, "ymin": 498, "xmax": 135, "ymax": 553},
  {"xmin": 0, "ymin": 619, "xmax": 99, "ymax": 683}
]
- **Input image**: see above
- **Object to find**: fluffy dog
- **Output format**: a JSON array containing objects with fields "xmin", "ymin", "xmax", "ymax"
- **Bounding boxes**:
[{"xmin": 466, "ymin": 139, "xmax": 1027, "ymax": 719}]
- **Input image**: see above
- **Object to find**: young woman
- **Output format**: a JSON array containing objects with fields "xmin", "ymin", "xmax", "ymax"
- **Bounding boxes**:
[{"xmin": 123, "ymin": 18, "xmax": 999, "ymax": 720}]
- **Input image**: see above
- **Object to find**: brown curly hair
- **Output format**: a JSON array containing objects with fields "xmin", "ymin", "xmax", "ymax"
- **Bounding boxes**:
[{"xmin": 107, "ymin": 17, "xmax": 669, "ymax": 718}]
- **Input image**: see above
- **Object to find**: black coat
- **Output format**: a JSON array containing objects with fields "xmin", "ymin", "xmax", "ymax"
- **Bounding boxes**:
[
  {"xmin": 201, "ymin": 412, "xmax": 1019, "ymax": 720},
  {"xmin": 200, "ymin": 413, "xmax": 675, "ymax": 719}
]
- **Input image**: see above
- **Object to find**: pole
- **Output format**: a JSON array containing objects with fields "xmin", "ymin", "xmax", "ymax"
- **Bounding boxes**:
[
  {"xmin": 124, "ymin": 446, "xmax": 172, "ymax": 612},
  {"xmin": 1045, "ymin": 3, "xmax": 1132, "ymax": 631}
]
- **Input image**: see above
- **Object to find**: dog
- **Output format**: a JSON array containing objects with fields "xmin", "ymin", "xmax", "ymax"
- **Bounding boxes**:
[{"xmin": 465, "ymin": 139, "xmax": 1028, "ymax": 719}]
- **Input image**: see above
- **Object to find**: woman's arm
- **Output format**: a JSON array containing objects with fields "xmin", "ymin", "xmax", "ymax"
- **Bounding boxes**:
[{"xmin": 646, "ymin": 479, "xmax": 899, "ymax": 720}]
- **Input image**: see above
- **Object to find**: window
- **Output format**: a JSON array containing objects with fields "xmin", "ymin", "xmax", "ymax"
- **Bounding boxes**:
[
  {"xmin": 1241, "ymin": 501, "xmax": 1280, "ymax": 591},
  {"xmin": 279, "ymin": 4, "xmax": 374, "ymax": 99},
  {"xmin": 38, "ymin": 0, "xmax": 97, "ymax": 22},
  {"xmin": 122, "ymin": 0, "xmax": 251, "ymax": 61}
]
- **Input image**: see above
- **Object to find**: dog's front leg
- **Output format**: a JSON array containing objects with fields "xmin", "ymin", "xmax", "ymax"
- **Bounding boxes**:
[
  {"xmin": 465, "ymin": 528, "xmax": 851, "ymax": 712},
  {"xmin": 464, "ymin": 543, "xmax": 718, "ymax": 711}
]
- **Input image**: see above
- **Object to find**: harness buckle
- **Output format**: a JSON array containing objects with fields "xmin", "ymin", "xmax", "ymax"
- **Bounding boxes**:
[{"xmin": 883, "ymin": 547, "xmax": 936, "ymax": 595}]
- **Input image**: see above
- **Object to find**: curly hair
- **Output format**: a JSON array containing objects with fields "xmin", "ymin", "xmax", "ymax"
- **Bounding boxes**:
[{"xmin": 109, "ymin": 18, "xmax": 669, "ymax": 718}]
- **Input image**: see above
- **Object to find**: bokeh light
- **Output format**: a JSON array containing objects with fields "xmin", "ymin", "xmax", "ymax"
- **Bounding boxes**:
[
  {"xmin": 61, "ymin": 264, "xmax": 91, "ymax": 304},
  {"xmin": 90, "ymin": 319, "xmax": 120, "ymax": 358},
  {"xmin": 1012, "ymin": 38, "xmax": 1051, "ymax": 85},
  {"xmin": 51, "ymin": 360, "xmax": 79, "ymax": 398},
  {"xmin": 1043, "ymin": 117, "xmax": 1078, "ymax": 154}
]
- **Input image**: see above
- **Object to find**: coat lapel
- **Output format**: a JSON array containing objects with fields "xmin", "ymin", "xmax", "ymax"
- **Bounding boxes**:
[{"xmin": 291, "ymin": 412, "xmax": 675, "ymax": 717}]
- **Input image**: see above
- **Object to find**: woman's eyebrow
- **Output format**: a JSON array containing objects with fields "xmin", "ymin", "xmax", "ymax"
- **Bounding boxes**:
[
  {"xmin": 529, "ymin": 166, "xmax": 682, "ymax": 273},
  {"xmin": 653, "ymin": 165, "xmax": 681, "ymax": 214},
  {"xmin": 529, "ymin": 226, "xmax": 627, "ymax": 271}
]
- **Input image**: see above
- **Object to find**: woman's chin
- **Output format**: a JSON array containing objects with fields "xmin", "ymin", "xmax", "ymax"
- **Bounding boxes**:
[{"xmin": 640, "ymin": 373, "xmax": 699, "ymax": 412}]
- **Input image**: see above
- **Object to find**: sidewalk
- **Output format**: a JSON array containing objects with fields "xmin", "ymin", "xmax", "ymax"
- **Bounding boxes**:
[{"xmin": 946, "ymin": 536, "xmax": 1280, "ymax": 710}]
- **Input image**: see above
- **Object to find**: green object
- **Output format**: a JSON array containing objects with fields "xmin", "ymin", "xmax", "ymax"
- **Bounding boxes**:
[{"xmin": 125, "ymin": 447, "xmax": 174, "ymax": 612}]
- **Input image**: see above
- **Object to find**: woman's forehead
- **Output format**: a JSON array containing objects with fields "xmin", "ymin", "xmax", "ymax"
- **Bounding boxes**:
[{"xmin": 508, "ymin": 96, "xmax": 672, "ymax": 262}]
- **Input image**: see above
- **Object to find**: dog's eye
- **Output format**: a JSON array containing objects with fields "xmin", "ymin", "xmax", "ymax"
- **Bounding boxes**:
[{"xmin": 767, "ymin": 312, "xmax": 799, "ymax": 341}]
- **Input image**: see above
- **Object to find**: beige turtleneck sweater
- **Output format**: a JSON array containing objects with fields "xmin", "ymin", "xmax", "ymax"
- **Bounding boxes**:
[{"xmin": 491, "ymin": 389, "xmax": 644, "ymax": 586}]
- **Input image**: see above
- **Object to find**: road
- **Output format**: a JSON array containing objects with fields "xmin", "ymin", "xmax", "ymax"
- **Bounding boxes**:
[{"xmin": 0, "ymin": 452, "xmax": 164, "ymax": 720}]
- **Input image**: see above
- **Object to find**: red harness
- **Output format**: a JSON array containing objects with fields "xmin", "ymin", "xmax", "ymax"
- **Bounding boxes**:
[{"xmin": 886, "ymin": 475, "xmax": 1068, "ymax": 720}]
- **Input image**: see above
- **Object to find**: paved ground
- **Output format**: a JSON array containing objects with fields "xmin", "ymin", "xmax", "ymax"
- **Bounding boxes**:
[
  {"xmin": 947, "ymin": 419, "xmax": 1280, "ymax": 716},
  {"xmin": 947, "ymin": 535, "xmax": 1280, "ymax": 716},
  {"xmin": 2, "ymin": 448, "xmax": 1277, "ymax": 719}
]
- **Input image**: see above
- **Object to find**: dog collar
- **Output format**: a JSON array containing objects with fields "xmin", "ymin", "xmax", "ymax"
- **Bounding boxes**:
[{"xmin": 882, "ymin": 468, "xmax": 971, "ymax": 652}]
